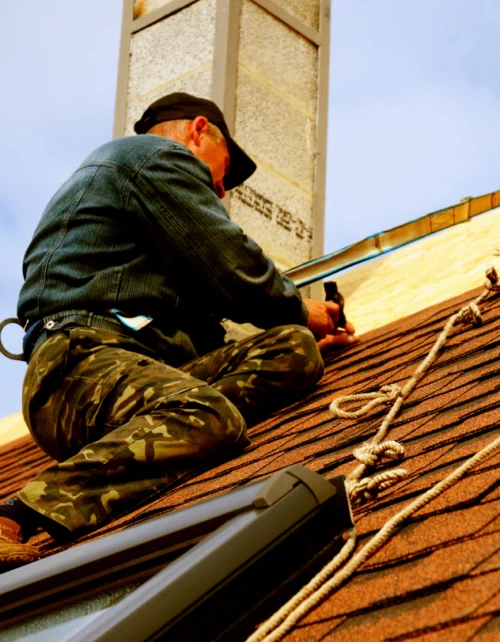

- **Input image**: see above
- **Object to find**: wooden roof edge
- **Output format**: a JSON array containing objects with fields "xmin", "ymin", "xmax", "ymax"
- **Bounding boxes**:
[{"xmin": 0, "ymin": 412, "xmax": 29, "ymax": 448}]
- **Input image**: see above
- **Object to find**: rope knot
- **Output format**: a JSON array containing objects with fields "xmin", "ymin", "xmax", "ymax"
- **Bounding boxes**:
[
  {"xmin": 379, "ymin": 384, "xmax": 402, "ymax": 402},
  {"xmin": 329, "ymin": 383, "xmax": 402, "ymax": 419},
  {"xmin": 353, "ymin": 440, "xmax": 405, "ymax": 467},
  {"xmin": 347, "ymin": 468, "xmax": 408, "ymax": 506},
  {"xmin": 485, "ymin": 266, "xmax": 500, "ymax": 292},
  {"xmin": 456, "ymin": 302, "xmax": 482, "ymax": 327}
]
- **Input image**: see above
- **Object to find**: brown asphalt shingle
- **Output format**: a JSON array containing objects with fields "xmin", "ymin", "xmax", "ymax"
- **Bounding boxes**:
[{"xmin": 0, "ymin": 285, "xmax": 499, "ymax": 640}]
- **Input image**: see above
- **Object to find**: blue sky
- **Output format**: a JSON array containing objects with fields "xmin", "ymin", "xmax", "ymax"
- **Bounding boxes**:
[
  {"xmin": 327, "ymin": 0, "xmax": 500, "ymax": 244},
  {"xmin": 1, "ymin": 0, "xmax": 500, "ymax": 418}
]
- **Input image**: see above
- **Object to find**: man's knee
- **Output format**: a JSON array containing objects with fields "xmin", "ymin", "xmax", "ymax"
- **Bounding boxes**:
[
  {"xmin": 255, "ymin": 324, "xmax": 324, "ymax": 392},
  {"xmin": 158, "ymin": 383, "xmax": 250, "ymax": 455},
  {"xmin": 282, "ymin": 324, "xmax": 324, "ymax": 389}
]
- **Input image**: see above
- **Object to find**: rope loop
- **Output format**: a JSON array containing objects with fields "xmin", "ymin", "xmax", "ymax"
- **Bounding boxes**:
[
  {"xmin": 347, "ymin": 468, "xmax": 408, "ymax": 506},
  {"xmin": 456, "ymin": 302, "xmax": 482, "ymax": 327},
  {"xmin": 329, "ymin": 383, "xmax": 402, "ymax": 419},
  {"xmin": 353, "ymin": 440, "xmax": 405, "ymax": 467}
]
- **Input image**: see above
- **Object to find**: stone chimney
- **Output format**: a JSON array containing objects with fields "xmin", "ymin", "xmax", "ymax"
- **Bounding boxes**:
[{"xmin": 115, "ymin": 0, "xmax": 330, "ymax": 290}]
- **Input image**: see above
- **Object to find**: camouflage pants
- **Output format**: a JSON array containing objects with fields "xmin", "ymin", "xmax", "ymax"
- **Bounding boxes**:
[{"xmin": 17, "ymin": 324, "xmax": 323, "ymax": 534}]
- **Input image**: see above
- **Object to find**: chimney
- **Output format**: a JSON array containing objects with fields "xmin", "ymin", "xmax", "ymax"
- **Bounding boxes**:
[{"xmin": 115, "ymin": 0, "xmax": 330, "ymax": 294}]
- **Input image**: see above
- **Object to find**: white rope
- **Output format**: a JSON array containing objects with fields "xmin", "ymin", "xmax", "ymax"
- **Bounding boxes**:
[
  {"xmin": 346, "ymin": 440, "xmax": 407, "ymax": 504},
  {"xmin": 353, "ymin": 440, "xmax": 405, "ymax": 466},
  {"xmin": 346, "ymin": 468, "xmax": 408, "ymax": 506},
  {"xmin": 246, "ymin": 265, "xmax": 500, "ymax": 642},
  {"xmin": 247, "ymin": 435, "xmax": 500, "ymax": 642},
  {"xmin": 246, "ymin": 528, "xmax": 357, "ymax": 642},
  {"xmin": 330, "ymin": 265, "xmax": 500, "ymax": 495},
  {"xmin": 329, "ymin": 383, "xmax": 401, "ymax": 419}
]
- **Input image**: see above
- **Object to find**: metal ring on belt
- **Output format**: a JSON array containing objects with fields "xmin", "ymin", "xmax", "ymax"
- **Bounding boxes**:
[{"xmin": 0, "ymin": 318, "xmax": 25, "ymax": 361}]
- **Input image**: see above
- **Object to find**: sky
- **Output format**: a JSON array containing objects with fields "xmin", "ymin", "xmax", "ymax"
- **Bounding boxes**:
[{"xmin": 1, "ymin": 0, "xmax": 500, "ymax": 418}]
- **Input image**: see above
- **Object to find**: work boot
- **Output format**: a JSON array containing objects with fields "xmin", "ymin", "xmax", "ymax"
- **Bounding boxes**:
[{"xmin": 0, "ymin": 516, "xmax": 40, "ymax": 573}]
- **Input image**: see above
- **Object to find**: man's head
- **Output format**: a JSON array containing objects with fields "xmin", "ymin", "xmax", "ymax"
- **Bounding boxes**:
[
  {"xmin": 148, "ymin": 117, "xmax": 230, "ymax": 199},
  {"xmin": 134, "ymin": 93, "xmax": 256, "ymax": 198}
]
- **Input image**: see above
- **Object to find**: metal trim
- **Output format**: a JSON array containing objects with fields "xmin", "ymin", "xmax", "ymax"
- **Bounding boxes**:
[
  {"xmin": 0, "ymin": 479, "xmax": 265, "ymax": 618},
  {"xmin": 68, "ymin": 488, "xmax": 314, "ymax": 641},
  {"xmin": 0, "ymin": 466, "xmax": 336, "ymax": 617},
  {"xmin": 252, "ymin": 0, "xmax": 321, "ymax": 45},
  {"xmin": 113, "ymin": 0, "xmax": 134, "ymax": 139},
  {"xmin": 113, "ymin": 0, "xmax": 205, "ymax": 139},
  {"xmin": 131, "ymin": 0, "xmax": 201, "ymax": 34},
  {"xmin": 0, "ymin": 467, "xmax": 350, "ymax": 640},
  {"xmin": 284, "ymin": 190, "xmax": 500, "ymax": 289},
  {"xmin": 309, "ymin": 0, "xmax": 331, "ymax": 299},
  {"xmin": 211, "ymin": 0, "xmax": 243, "ymax": 127},
  {"xmin": 212, "ymin": 0, "xmax": 243, "ymax": 211}
]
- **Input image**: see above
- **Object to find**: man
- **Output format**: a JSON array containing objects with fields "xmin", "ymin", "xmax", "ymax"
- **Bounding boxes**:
[{"xmin": 0, "ymin": 93, "xmax": 357, "ymax": 572}]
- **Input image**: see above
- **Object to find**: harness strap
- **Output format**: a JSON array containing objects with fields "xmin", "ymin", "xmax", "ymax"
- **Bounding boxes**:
[{"xmin": 0, "ymin": 318, "xmax": 24, "ymax": 361}]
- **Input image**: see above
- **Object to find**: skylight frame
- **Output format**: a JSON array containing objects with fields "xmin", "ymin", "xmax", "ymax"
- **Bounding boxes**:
[{"xmin": 0, "ymin": 465, "xmax": 353, "ymax": 638}]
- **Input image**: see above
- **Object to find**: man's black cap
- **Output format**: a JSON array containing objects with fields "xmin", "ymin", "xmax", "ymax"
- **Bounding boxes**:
[{"xmin": 134, "ymin": 92, "xmax": 257, "ymax": 190}]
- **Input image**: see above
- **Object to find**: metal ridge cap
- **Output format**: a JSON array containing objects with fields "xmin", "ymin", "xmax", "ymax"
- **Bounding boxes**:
[{"xmin": 285, "ymin": 189, "xmax": 500, "ymax": 288}]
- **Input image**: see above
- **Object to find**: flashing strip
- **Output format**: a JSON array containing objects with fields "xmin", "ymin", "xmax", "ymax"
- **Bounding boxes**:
[{"xmin": 286, "ymin": 190, "xmax": 500, "ymax": 288}]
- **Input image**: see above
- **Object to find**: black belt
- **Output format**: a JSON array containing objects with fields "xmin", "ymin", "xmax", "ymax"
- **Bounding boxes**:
[
  {"xmin": 20, "ymin": 311, "xmax": 135, "ymax": 362},
  {"xmin": 1, "ymin": 310, "xmax": 151, "ymax": 363},
  {"xmin": 22, "ymin": 319, "xmax": 45, "ymax": 361}
]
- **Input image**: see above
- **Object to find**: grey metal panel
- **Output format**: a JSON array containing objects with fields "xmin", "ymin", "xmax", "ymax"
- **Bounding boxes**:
[
  {"xmin": 67, "ymin": 480, "xmax": 343, "ymax": 642},
  {"xmin": 0, "ymin": 465, "xmax": 335, "ymax": 618},
  {"xmin": 113, "ymin": 0, "xmax": 134, "ymax": 139},
  {"xmin": 0, "ymin": 477, "xmax": 269, "ymax": 613},
  {"xmin": 310, "ymin": 0, "xmax": 331, "ymax": 299}
]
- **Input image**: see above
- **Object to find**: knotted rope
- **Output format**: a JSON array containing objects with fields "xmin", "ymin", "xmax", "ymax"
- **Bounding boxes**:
[
  {"xmin": 247, "ymin": 265, "xmax": 500, "ymax": 642},
  {"xmin": 353, "ymin": 439, "xmax": 404, "ymax": 466},
  {"xmin": 247, "ymin": 435, "xmax": 500, "ymax": 642},
  {"xmin": 347, "ymin": 469, "xmax": 408, "ymax": 506},
  {"xmin": 330, "ymin": 265, "xmax": 500, "ymax": 503},
  {"xmin": 346, "ymin": 440, "xmax": 407, "ymax": 505}
]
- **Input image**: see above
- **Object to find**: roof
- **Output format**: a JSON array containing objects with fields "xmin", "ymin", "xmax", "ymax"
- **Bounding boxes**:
[{"xmin": 1, "ymin": 283, "xmax": 499, "ymax": 640}]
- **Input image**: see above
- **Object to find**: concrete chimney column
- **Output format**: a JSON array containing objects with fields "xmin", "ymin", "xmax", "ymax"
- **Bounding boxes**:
[{"xmin": 115, "ymin": 0, "xmax": 330, "ymax": 295}]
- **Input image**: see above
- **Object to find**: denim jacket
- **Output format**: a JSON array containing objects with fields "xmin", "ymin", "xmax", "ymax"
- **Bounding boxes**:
[{"xmin": 18, "ymin": 135, "xmax": 308, "ymax": 362}]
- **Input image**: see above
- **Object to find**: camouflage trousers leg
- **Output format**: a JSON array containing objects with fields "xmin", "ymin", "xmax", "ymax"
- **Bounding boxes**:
[
  {"xmin": 17, "ymin": 324, "xmax": 323, "ymax": 534},
  {"xmin": 180, "ymin": 324, "xmax": 324, "ymax": 425}
]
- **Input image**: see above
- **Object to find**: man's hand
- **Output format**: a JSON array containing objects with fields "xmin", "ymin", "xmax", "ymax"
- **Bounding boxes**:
[{"xmin": 302, "ymin": 297, "xmax": 359, "ymax": 352}]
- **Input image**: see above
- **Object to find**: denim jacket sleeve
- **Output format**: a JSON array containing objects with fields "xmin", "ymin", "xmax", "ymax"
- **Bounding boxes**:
[{"xmin": 129, "ymin": 142, "xmax": 308, "ymax": 329}]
